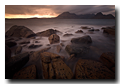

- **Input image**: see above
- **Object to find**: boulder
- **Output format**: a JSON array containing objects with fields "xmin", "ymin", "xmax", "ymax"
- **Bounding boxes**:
[
  {"xmin": 60, "ymin": 43, "xmax": 64, "ymax": 46},
  {"xmin": 49, "ymin": 63, "xmax": 55, "ymax": 79},
  {"xmin": 88, "ymin": 29, "xmax": 94, "ymax": 31},
  {"xmin": 28, "ymin": 44, "xmax": 42, "ymax": 49},
  {"xmin": 94, "ymin": 29, "xmax": 100, "ymax": 31},
  {"xmin": 36, "ymin": 29, "xmax": 62, "ymax": 37},
  {"xmin": 48, "ymin": 34, "xmax": 60, "ymax": 44},
  {"xmin": 71, "ymin": 35, "xmax": 92, "ymax": 44},
  {"xmin": 5, "ymin": 45, "xmax": 11, "ymax": 61},
  {"xmin": 63, "ymin": 33, "xmax": 73, "ymax": 37},
  {"xmin": 13, "ymin": 65, "xmax": 36, "ymax": 79},
  {"xmin": 100, "ymin": 52, "xmax": 115, "ymax": 69},
  {"xmin": 5, "ymin": 25, "xmax": 35, "ymax": 38},
  {"xmin": 56, "ymin": 45, "xmax": 61, "ymax": 53},
  {"xmin": 15, "ymin": 46, "xmax": 22, "ymax": 55},
  {"xmin": 5, "ymin": 52, "xmax": 29, "ymax": 79},
  {"xmin": 75, "ymin": 59, "xmax": 115, "ymax": 79},
  {"xmin": 81, "ymin": 26, "xmax": 91, "ymax": 29},
  {"xmin": 42, "ymin": 62, "xmax": 49, "ymax": 79},
  {"xmin": 65, "ymin": 45, "xmax": 89, "ymax": 55},
  {"xmin": 103, "ymin": 27, "xmax": 115, "ymax": 36},
  {"xmin": 6, "ymin": 41, "xmax": 17, "ymax": 47},
  {"xmin": 52, "ymin": 59, "xmax": 73, "ymax": 79},
  {"xmin": 75, "ymin": 30, "xmax": 83, "ymax": 33}
]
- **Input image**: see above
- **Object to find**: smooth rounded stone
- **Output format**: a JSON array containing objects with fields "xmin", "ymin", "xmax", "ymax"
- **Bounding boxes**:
[
  {"xmin": 36, "ymin": 29, "xmax": 62, "ymax": 37},
  {"xmin": 56, "ymin": 45, "xmax": 61, "ymax": 53},
  {"xmin": 13, "ymin": 65, "xmax": 36, "ymax": 79},
  {"xmin": 75, "ymin": 59, "xmax": 115, "ymax": 79},
  {"xmin": 65, "ymin": 45, "xmax": 89, "ymax": 55},
  {"xmin": 100, "ymin": 52, "xmax": 115, "ymax": 69},
  {"xmin": 71, "ymin": 35, "xmax": 92, "ymax": 44},
  {"xmin": 28, "ymin": 44, "xmax": 42, "ymax": 49},
  {"xmin": 103, "ymin": 27, "xmax": 115, "ymax": 36},
  {"xmin": 48, "ymin": 34, "xmax": 60, "ymax": 44},
  {"xmin": 63, "ymin": 33, "xmax": 73, "ymax": 37},
  {"xmin": 5, "ymin": 45, "xmax": 11, "ymax": 61},
  {"xmin": 5, "ymin": 52, "xmax": 29, "ymax": 79},
  {"xmin": 5, "ymin": 25, "xmax": 35, "ymax": 38},
  {"xmin": 52, "ymin": 59, "xmax": 73, "ymax": 79},
  {"xmin": 75, "ymin": 30, "xmax": 83, "ymax": 33},
  {"xmin": 6, "ymin": 41, "xmax": 17, "ymax": 48},
  {"xmin": 15, "ymin": 46, "xmax": 22, "ymax": 55}
]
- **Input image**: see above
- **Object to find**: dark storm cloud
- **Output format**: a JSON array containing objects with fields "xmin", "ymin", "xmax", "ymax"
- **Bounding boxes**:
[{"xmin": 5, "ymin": 5, "xmax": 115, "ymax": 16}]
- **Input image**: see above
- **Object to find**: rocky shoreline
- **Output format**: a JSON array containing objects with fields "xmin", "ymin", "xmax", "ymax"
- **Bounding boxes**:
[{"xmin": 5, "ymin": 25, "xmax": 115, "ymax": 79}]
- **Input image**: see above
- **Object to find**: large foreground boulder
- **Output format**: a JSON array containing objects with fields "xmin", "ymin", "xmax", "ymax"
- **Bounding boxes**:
[
  {"xmin": 13, "ymin": 65, "xmax": 36, "ymax": 79},
  {"xmin": 36, "ymin": 29, "xmax": 62, "ymax": 37},
  {"xmin": 48, "ymin": 34, "xmax": 60, "ymax": 44},
  {"xmin": 75, "ymin": 59, "xmax": 115, "ymax": 79},
  {"xmin": 40, "ymin": 52, "xmax": 73, "ymax": 79},
  {"xmin": 5, "ymin": 25, "xmax": 35, "ymax": 38},
  {"xmin": 100, "ymin": 52, "xmax": 115, "ymax": 69},
  {"xmin": 5, "ymin": 52, "xmax": 29, "ymax": 79},
  {"xmin": 71, "ymin": 35, "xmax": 92, "ymax": 44}
]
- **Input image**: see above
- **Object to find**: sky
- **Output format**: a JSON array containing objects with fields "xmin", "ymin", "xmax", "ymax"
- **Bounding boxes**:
[{"xmin": 5, "ymin": 5, "xmax": 115, "ymax": 18}]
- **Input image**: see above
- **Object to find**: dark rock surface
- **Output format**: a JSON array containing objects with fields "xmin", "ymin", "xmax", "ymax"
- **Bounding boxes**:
[
  {"xmin": 6, "ymin": 41, "xmax": 17, "ymax": 48},
  {"xmin": 15, "ymin": 46, "xmax": 22, "ymax": 55},
  {"xmin": 63, "ymin": 33, "xmax": 73, "ymax": 37},
  {"xmin": 5, "ymin": 45, "xmax": 11, "ymax": 61},
  {"xmin": 75, "ymin": 59, "xmax": 115, "ymax": 79},
  {"xmin": 36, "ymin": 29, "xmax": 62, "ymax": 37},
  {"xmin": 103, "ymin": 26, "xmax": 115, "ymax": 36},
  {"xmin": 71, "ymin": 35, "xmax": 92, "ymax": 44},
  {"xmin": 28, "ymin": 44, "xmax": 42, "ymax": 49},
  {"xmin": 5, "ymin": 52, "xmax": 29, "ymax": 79},
  {"xmin": 5, "ymin": 25, "xmax": 35, "ymax": 38},
  {"xmin": 75, "ymin": 30, "xmax": 83, "ymax": 33},
  {"xmin": 13, "ymin": 65, "xmax": 36, "ymax": 79}
]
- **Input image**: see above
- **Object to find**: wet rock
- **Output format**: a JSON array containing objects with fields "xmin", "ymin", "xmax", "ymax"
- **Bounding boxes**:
[
  {"xmin": 60, "ymin": 56, "xmax": 65, "ymax": 61},
  {"xmin": 46, "ymin": 44, "xmax": 50, "ymax": 46},
  {"xmin": 5, "ymin": 52, "xmax": 29, "ymax": 79},
  {"xmin": 94, "ymin": 29, "xmax": 100, "ymax": 31},
  {"xmin": 65, "ymin": 45, "xmax": 89, "ymax": 55},
  {"xmin": 15, "ymin": 46, "xmax": 22, "ymax": 55},
  {"xmin": 67, "ymin": 54, "xmax": 75, "ymax": 61},
  {"xmin": 103, "ymin": 28, "xmax": 115, "ymax": 35},
  {"xmin": 56, "ymin": 45, "xmax": 61, "ymax": 53},
  {"xmin": 88, "ymin": 29, "xmax": 94, "ymax": 31},
  {"xmin": 42, "ymin": 62, "xmax": 49, "ymax": 79},
  {"xmin": 81, "ymin": 26, "xmax": 91, "ymax": 29},
  {"xmin": 26, "ymin": 34, "xmax": 36, "ymax": 38},
  {"xmin": 71, "ymin": 35, "xmax": 92, "ymax": 44},
  {"xmin": 6, "ymin": 41, "xmax": 17, "ymax": 48},
  {"xmin": 36, "ymin": 29, "xmax": 62, "ymax": 37},
  {"xmin": 49, "ymin": 63, "xmax": 55, "ymax": 79},
  {"xmin": 13, "ymin": 65, "xmax": 36, "ymax": 79},
  {"xmin": 75, "ymin": 59, "xmax": 115, "ymax": 79},
  {"xmin": 75, "ymin": 30, "xmax": 83, "ymax": 33},
  {"xmin": 28, "ymin": 44, "xmax": 42, "ymax": 49},
  {"xmin": 60, "ymin": 43, "xmax": 64, "ymax": 46},
  {"xmin": 5, "ymin": 45, "xmax": 11, "ymax": 61},
  {"xmin": 48, "ymin": 34, "xmax": 60, "ymax": 44},
  {"xmin": 5, "ymin": 25, "xmax": 35, "ymax": 38},
  {"xmin": 100, "ymin": 52, "xmax": 115, "ymax": 69},
  {"xmin": 111, "ymin": 67, "xmax": 115, "ymax": 72},
  {"xmin": 41, "ymin": 55, "xmax": 51, "ymax": 63},
  {"xmin": 5, "ymin": 38, "xmax": 14, "ymax": 42},
  {"xmin": 63, "ymin": 33, "xmax": 73, "ymax": 37},
  {"xmin": 52, "ymin": 59, "xmax": 73, "ymax": 79}
]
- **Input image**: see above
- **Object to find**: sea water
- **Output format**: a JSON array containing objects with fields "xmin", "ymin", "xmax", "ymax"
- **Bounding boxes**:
[{"xmin": 5, "ymin": 19, "xmax": 115, "ymax": 78}]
